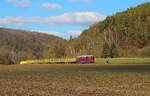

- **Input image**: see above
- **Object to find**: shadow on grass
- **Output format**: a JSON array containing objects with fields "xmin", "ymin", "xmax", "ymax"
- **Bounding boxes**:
[{"xmin": 70, "ymin": 63, "xmax": 150, "ymax": 72}]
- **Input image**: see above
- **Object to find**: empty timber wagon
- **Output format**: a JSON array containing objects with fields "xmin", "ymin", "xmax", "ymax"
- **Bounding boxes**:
[{"xmin": 20, "ymin": 55, "xmax": 95, "ymax": 64}]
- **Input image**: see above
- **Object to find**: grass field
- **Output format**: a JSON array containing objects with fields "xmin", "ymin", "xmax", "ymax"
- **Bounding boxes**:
[
  {"xmin": 0, "ymin": 58, "xmax": 150, "ymax": 96},
  {"xmin": 95, "ymin": 58, "xmax": 150, "ymax": 64}
]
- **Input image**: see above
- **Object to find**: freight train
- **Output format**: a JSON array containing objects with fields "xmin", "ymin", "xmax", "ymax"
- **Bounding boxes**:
[{"xmin": 20, "ymin": 55, "xmax": 95, "ymax": 64}]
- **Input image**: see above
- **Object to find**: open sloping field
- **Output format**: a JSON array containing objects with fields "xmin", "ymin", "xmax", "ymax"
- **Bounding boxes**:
[{"xmin": 1, "ymin": 63, "xmax": 150, "ymax": 96}]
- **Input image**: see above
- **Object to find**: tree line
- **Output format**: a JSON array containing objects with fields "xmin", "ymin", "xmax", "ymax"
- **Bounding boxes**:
[{"xmin": 47, "ymin": 2, "xmax": 150, "ymax": 58}]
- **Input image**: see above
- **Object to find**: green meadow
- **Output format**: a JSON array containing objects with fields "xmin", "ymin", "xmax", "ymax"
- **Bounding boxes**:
[{"xmin": 96, "ymin": 58, "xmax": 150, "ymax": 64}]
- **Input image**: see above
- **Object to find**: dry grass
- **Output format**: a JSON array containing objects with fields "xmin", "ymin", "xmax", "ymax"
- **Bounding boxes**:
[{"xmin": 0, "ymin": 63, "xmax": 150, "ymax": 96}]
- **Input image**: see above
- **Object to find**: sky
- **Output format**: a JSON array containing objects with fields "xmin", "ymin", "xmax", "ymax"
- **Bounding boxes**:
[{"xmin": 0, "ymin": 0, "xmax": 149, "ymax": 39}]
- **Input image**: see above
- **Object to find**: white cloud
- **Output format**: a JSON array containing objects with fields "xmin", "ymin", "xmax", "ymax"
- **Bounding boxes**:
[
  {"xmin": 33, "ymin": 30, "xmax": 62, "ymax": 36},
  {"xmin": 67, "ymin": 30, "xmax": 82, "ymax": 36},
  {"xmin": 6, "ymin": 0, "xmax": 31, "ymax": 8},
  {"xmin": 42, "ymin": 3, "xmax": 62, "ymax": 10},
  {"xmin": 43, "ymin": 12, "xmax": 106, "ymax": 26},
  {"xmin": 0, "ymin": 16, "xmax": 39, "ymax": 26},
  {"xmin": 0, "ymin": 12, "xmax": 106, "ymax": 27},
  {"xmin": 14, "ymin": 23, "xmax": 24, "ymax": 27}
]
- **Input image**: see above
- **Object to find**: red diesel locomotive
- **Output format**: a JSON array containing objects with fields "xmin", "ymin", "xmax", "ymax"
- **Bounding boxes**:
[{"xmin": 76, "ymin": 55, "xmax": 95, "ymax": 63}]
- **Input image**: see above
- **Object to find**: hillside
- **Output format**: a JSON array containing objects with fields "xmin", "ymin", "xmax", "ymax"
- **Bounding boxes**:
[
  {"xmin": 0, "ymin": 28, "xmax": 63, "ymax": 64},
  {"xmin": 0, "ymin": 3, "xmax": 150, "ymax": 64},
  {"xmin": 77, "ymin": 2, "xmax": 150, "ymax": 57},
  {"xmin": 51, "ymin": 2, "xmax": 150, "ymax": 58}
]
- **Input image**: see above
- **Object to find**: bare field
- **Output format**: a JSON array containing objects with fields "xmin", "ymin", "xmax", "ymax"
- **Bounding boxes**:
[{"xmin": 0, "ymin": 64, "xmax": 150, "ymax": 96}]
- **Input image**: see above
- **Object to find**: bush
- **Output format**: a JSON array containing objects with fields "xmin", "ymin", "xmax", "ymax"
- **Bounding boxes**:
[
  {"xmin": 138, "ymin": 46, "xmax": 150, "ymax": 57},
  {"xmin": 0, "ymin": 46, "xmax": 12, "ymax": 64}
]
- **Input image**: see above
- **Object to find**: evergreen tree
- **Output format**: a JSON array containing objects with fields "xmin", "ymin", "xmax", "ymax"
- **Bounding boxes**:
[
  {"xmin": 109, "ymin": 42, "xmax": 119, "ymax": 58},
  {"xmin": 101, "ymin": 42, "xmax": 110, "ymax": 58},
  {"xmin": 69, "ymin": 35, "xmax": 73, "ymax": 41}
]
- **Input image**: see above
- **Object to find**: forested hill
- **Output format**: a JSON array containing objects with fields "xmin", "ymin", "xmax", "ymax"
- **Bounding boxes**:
[
  {"xmin": 1, "ymin": 3, "xmax": 150, "ymax": 64},
  {"xmin": 52, "ymin": 2, "xmax": 150, "ymax": 58},
  {"xmin": 0, "ymin": 28, "xmax": 63, "ymax": 64}
]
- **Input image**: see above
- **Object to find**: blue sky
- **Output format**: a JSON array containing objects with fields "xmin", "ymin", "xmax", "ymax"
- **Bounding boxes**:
[{"xmin": 0, "ymin": 0, "xmax": 149, "ymax": 39}]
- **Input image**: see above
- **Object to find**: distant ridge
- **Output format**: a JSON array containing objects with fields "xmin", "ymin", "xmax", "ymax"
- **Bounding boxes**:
[{"xmin": 0, "ymin": 27, "xmax": 63, "ymax": 64}]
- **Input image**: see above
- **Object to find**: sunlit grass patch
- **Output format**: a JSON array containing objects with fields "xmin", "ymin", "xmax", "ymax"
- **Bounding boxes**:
[{"xmin": 96, "ymin": 58, "xmax": 150, "ymax": 64}]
